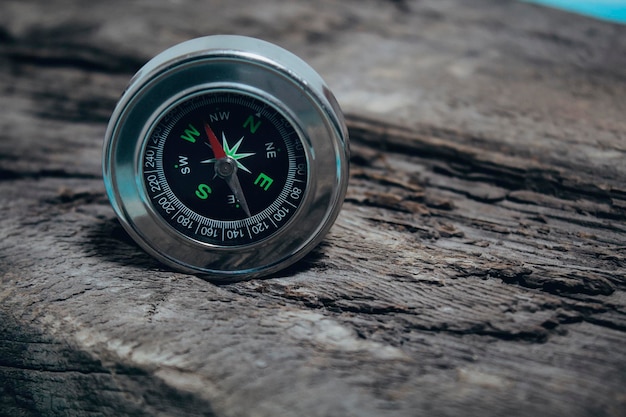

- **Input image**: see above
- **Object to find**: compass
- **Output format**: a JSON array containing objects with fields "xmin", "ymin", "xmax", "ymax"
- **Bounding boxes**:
[{"xmin": 103, "ymin": 35, "xmax": 349, "ymax": 280}]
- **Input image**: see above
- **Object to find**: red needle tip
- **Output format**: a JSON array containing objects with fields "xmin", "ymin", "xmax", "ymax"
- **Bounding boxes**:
[{"xmin": 204, "ymin": 122, "xmax": 226, "ymax": 159}]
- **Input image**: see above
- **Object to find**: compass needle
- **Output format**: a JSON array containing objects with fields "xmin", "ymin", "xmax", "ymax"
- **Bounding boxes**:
[
  {"xmin": 103, "ymin": 35, "xmax": 348, "ymax": 279},
  {"xmin": 225, "ymin": 173, "xmax": 251, "ymax": 218},
  {"xmin": 204, "ymin": 122, "xmax": 226, "ymax": 159}
]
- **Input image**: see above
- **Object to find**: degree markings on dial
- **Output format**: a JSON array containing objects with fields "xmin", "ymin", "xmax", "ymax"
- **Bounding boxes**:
[
  {"xmin": 269, "ymin": 216, "xmax": 278, "ymax": 229},
  {"xmin": 171, "ymin": 207, "xmax": 183, "ymax": 221}
]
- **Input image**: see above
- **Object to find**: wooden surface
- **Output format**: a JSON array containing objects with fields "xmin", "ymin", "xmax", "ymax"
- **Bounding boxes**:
[{"xmin": 1, "ymin": 0, "xmax": 625, "ymax": 416}]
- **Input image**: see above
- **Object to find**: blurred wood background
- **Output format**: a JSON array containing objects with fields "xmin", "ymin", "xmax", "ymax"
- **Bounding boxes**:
[{"xmin": 1, "ymin": 0, "xmax": 625, "ymax": 416}]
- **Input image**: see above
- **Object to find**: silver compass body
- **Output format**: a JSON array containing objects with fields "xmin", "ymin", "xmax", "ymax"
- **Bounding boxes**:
[{"xmin": 103, "ymin": 35, "xmax": 349, "ymax": 280}]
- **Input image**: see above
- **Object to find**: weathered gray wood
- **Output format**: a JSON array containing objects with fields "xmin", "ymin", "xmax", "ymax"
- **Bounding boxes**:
[{"xmin": 1, "ymin": 0, "xmax": 625, "ymax": 416}]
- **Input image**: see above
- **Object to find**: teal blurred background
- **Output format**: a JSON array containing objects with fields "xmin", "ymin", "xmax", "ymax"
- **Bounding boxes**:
[{"xmin": 525, "ymin": 0, "xmax": 626, "ymax": 23}]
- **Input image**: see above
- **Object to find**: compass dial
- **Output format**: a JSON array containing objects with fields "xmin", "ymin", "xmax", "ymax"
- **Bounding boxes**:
[{"xmin": 143, "ymin": 91, "xmax": 307, "ymax": 246}]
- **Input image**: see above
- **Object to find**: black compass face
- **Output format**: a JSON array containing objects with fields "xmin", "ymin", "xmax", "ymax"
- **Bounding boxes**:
[{"xmin": 142, "ymin": 91, "xmax": 308, "ymax": 246}]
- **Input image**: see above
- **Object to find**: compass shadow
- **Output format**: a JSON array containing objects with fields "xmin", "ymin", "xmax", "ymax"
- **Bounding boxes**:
[
  {"xmin": 271, "ymin": 244, "xmax": 328, "ymax": 279},
  {"xmin": 84, "ymin": 217, "xmax": 172, "ymax": 272}
]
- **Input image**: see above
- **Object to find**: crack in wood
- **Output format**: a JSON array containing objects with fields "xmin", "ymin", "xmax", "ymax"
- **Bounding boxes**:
[
  {"xmin": 0, "ymin": 168, "xmax": 101, "ymax": 182},
  {"xmin": 347, "ymin": 115, "xmax": 626, "ymax": 217},
  {"xmin": 1, "ymin": 40, "xmax": 143, "ymax": 75}
]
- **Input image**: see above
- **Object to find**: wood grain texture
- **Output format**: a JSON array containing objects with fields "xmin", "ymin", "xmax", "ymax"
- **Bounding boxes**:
[{"xmin": 1, "ymin": 0, "xmax": 625, "ymax": 416}]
